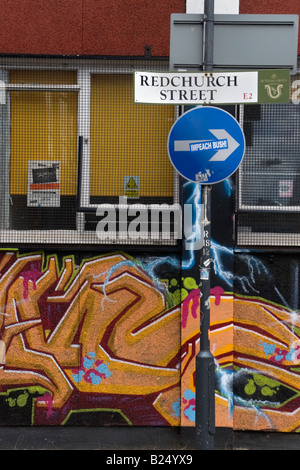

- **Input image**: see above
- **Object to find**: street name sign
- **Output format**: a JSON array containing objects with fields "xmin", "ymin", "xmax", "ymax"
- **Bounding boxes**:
[
  {"xmin": 167, "ymin": 106, "xmax": 245, "ymax": 184},
  {"xmin": 134, "ymin": 69, "xmax": 290, "ymax": 105}
]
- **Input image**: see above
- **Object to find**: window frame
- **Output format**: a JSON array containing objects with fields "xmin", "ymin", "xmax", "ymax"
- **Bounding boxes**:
[
  {"xmin": 237, "ymin": 102, "xmax": 300, "ymax": 214},
  {"xmin": 0, "ymin": 57, "xmax": 180, "ymax": 246}
]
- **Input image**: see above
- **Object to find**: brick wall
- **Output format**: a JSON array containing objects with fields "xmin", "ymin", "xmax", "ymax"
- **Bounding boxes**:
[{"xmin": 0, "ymin": 0, "xmax": 185, "ymax": 56}]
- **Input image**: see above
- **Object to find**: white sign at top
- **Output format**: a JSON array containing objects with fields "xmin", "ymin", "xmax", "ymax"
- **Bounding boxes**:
[
  {"xmin": 186, "ymin": 0, "xmax": 239, "ymax": 14},
  {"xmin": 134, "ymin": 71, "xmax": 258, "ymax": 105}
]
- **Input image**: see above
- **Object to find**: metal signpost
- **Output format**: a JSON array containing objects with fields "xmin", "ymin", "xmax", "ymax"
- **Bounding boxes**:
[{"xmin": 196, "ymin": 0, "xmax": 215, "ymax": 450}]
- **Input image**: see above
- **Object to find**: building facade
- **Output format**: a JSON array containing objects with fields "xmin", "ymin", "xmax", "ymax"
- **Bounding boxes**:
[{"xmin": 0, "ymin": 0, "xmax": 299, "ymax": 438}]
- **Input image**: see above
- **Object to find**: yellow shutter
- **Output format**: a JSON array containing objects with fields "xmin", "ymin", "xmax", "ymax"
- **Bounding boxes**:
[
  {"xmin": 10, "ymin": 71, "xmax": 78, "ymax": 196},
  {"xmin": 90, "ymin": 74, "xmax": 175, "ymax": 199}
]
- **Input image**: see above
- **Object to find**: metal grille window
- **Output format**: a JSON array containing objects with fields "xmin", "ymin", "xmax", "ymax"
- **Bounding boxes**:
[
  {"xmin": 0, "ymin": 58, "xmax": 178, "ymax": 246},
  {"xmin": 236, "ymin": 71, "xmax": 300, "ymax": 247}
]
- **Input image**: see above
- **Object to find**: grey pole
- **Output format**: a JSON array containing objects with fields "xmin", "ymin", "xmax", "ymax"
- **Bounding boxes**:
[{"xmin": 195, "ymin": 0, "xmax": 215, "ymax": 450}]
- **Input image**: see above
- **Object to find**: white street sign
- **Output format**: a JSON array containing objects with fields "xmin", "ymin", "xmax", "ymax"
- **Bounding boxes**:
[{"xmin": 134, "ymin": 70, "xmax": 258, "ymax": 105}]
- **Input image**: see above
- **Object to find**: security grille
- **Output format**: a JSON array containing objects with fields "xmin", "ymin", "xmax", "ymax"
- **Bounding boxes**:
[
  {"xmin": 236, "ymin": 71, "xmax": 300, "ymax": 247},
  {"xmin": 0, "ymin": 58, "xmax": 179, "ymax": 246}
]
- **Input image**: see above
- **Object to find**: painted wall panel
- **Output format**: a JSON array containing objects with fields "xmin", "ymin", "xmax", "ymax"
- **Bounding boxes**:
[
  {"xmin": 180, "ymin": 178, "xmax": 234, "ymax": 429},
  {"xmin": 233, "ymin": 253, "xmax": 300, "ymax": 432},
  {"xmin": 1, "ymin": 183, "xmax": 300, "ymax": 431},
  {"xmin": 0, "ymin": 249, "xmax": 182, "ymax": 426},
  {"xmin": 0, "ymin": 244, "xmax": 234, "ymax": 428}
]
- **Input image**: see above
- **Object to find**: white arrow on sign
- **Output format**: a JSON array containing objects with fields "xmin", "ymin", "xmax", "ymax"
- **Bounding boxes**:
[{"xmin": 174, "ymin": 129, "xmax": 240, "ymax": 162}]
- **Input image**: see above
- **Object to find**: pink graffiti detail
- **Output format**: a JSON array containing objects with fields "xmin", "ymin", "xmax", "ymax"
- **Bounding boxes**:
[
  {"xmin": 182, "ymin": 391, "xmax": 196, "ymax": 422},
  {"xmin": 182, "ymin": 289, "xmax": 200, "ymax": 328},
  {"xmin": 269, "ymin": 347, "xmax": 291, "ymax": 364},
  {"xmin": 292, "ymin": 343, "xmax": 300, "ymax": 364},
  {"xmin": 182, "ymin": 286, "xmax": 225, "ymax": 328},
  {"xmin": 20, "ymin": 268, "xmax": 41, "ymax": 299},
  {"xmin": 210, "ymin": 286, "xmax": 224, "ymax": 306},
  {"xmin": 36, "ymin": 392, "xmax": 53, "ymax": 418},
  {"xmin": 71, "ymin": 353, "xmax": 112, "ymax": 385}
]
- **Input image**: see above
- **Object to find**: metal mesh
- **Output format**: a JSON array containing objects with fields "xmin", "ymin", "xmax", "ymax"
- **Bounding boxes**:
[
  {"xmin": 236, "ymin": 71, "xmax": 300, "ymax": 247},
  {"xmin": 0, "ymin": 57, "xmax": 179, "ymax": 246}
]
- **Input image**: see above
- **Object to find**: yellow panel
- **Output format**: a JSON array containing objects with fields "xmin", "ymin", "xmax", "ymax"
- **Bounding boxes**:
[
  {"xmin": 90, "ymin": 74, "xmax": 175, "ymax": 198},
  {"xmin": 10, "ymin": 89, "xmax": 78, "ymax": 196},
  {"xmin": 10, "ymin": 70, "xmax": 77, "ymax": 84}
]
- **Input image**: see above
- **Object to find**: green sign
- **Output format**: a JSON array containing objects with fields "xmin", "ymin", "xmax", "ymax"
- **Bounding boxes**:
[{"xmin": 258, "ymin": 69, "xmax": 290, "ymax": 103}]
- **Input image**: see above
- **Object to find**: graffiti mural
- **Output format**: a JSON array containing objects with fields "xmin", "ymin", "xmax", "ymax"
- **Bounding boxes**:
[
  {"xmin": 1, "ymin": 189, "xmax": 299, "ymax": 432},
  {"xmin": 179, "ymin": 178, "xmax": 234, "ymax": 429},
  {"xmin": 180, "ymin": 283, "xmax": 234, "ymax": 428},
  {"xmin": 179, "ymin": 178, "xmax": 300, "ymax": 433},
  {"xmin": 234, "ymin": 294, "xmax": 300, "ymax": 432},
  {"xmin": 179, "ymin": 251, "xmax": 300, "ymax": 432},
  {"xmin": 232, "ymin": 253, "xmax": 300, "ymax": 432},
  {"xmin": 0, "ymin": 249, "xmax": 183, "ymax": 426}
]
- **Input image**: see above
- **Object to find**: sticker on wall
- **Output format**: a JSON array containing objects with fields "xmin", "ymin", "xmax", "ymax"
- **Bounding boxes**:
[
  {"xmin": 27, "ymin": 161, "xmax": 60, "ymax": 207},
  {"xmin": 0, "ymin": 80, "xmax": 5, "ymax": 105},
  {"xmin": 124, "ymin": 176, "xmax": 140, "ymax": 198},
  {"xmin": 200, "ymin": 268, "xmax": 209, "ymax": 280},
  {"xmin": 279, "ymin": 180, "xmax": 293, "ymax": 198}
]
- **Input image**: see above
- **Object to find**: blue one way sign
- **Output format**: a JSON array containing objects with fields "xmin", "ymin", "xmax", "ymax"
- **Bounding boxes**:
[{"xmin": 167, "ymin": 106, "xmax": 245, "ymax": 184}]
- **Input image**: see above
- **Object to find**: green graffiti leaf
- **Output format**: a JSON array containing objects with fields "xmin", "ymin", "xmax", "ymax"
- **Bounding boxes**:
[
  {"xmin": 183, "ymin": 277, "xmax": 198, "ymax": 290},
  {"xmin": 261, "ymin": 386, "xmax": 276, "ymax": 397},
  {"xmin": 17, "ymin": 391, "xmax": 29, "ymax": 407},
  {"xmin": 253, "ymin": 373, "xmax": 280, "ymax": 389},
  {"xmin": 244, "ymin": 379, "xmax": 256, "ymax": 396}
]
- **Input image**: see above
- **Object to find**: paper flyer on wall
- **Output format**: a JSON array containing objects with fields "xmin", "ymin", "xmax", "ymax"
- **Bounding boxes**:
[{"xmin": 27, "ymin": 161, "xmax": 61, "ymax": 207}]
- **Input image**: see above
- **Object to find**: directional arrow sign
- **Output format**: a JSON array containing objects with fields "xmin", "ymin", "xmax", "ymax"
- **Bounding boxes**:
[{"xmin": 167, "ymin": 106, "xmax": 245, "ymax": 184}]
